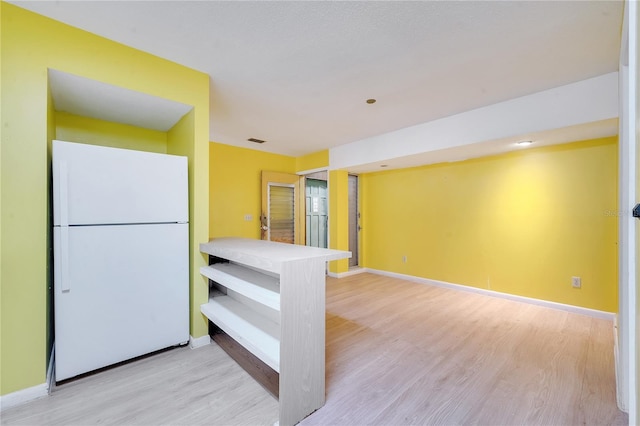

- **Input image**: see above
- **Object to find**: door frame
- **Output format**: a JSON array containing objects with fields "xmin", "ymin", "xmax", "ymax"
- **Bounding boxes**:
[
  {"xmin": 299, "ymin": 169, "xmax": 330, "ymax": 249},
  {"xmin": 617, "ymin": 0, "xmax": 637, "ymax": 420},
  {"xmin": 348, "ymin": 174, "xmax": 360, "ymax": 268}
]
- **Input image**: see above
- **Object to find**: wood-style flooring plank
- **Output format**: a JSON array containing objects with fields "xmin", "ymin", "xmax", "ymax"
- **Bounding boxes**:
[
  {"xmin": 302, "ymin": 273, "xmax": 627, "ymax": 426},
  {"xmin": 1, "ymin": 344, "xmax": 278, "ymax": 426},
  {"xmin": 2, "ymin": 272, "xmax": 627, "ymax": 426}
]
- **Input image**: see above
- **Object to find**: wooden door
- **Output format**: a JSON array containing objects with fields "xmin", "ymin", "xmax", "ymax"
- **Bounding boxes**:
[{"xmin": 261, "ymin": 171, "xmax": 304, "ymax": 245}]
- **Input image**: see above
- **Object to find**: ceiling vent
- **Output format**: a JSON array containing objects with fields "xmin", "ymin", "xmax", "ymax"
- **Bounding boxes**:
[{"xmin": 247, "ymin": 138, "xmax": 266, "ymax": 144}]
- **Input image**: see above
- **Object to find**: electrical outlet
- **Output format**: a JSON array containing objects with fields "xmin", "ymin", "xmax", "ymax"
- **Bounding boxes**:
[
  {"xmin": 572, "ymin": 276, "xmax": 581, "ymax": 289},
  {"xmin": 244, "ymin": 214, "xmax": 253, "ymax": 221},
  {"xmin": 402, "ymin": 255, "xmax": 407, "ymax": 263}
]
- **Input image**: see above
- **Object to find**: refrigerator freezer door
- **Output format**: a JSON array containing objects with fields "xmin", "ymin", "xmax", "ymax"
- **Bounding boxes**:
[
  {"xmin": 53, "ymin": 141, "xmax": 188, "ymax": 226},
  {"xmin": 54, "ymin": 223, "xmax": 189, "ymax": 381}
]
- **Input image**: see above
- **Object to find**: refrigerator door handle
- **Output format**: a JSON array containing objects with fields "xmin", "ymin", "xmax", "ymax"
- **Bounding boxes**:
[
  {"xmin": 60, "ymin": 161, "xmax": 69, "ymax": 227},
  {"xmin": 59, "ymin": 161, "xmax": 70, "ymax": 292},
  {"xmin": 60, "ymin": 227, "xmax": 70, "ymax": 292}
]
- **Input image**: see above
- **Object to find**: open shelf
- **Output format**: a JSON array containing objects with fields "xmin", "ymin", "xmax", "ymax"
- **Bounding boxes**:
[
  {"xmin": 201, "ymin": 295, "xmax": 280, "ymax": 372},
  {"xmin": 200, "ymin": 237, "xmax": 351, "ymax": 425},
  {"xmin": 200, "ymin": 263, "xmax": 280, "ymax": 311}
]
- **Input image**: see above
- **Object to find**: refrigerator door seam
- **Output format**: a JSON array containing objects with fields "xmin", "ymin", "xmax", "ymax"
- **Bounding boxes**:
[{"xmin": 66, "ymin": 222, "xmax": 188, "ymax": 227}]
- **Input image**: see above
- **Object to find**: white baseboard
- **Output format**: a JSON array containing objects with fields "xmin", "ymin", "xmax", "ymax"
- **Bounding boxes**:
[
  {"xmin": 367, "ymin": 268, "xmax": 616, "ymax": 320},
  {"xmin": 0, "ymin": 383, "xmax": 48, "ymax": 412},
  {"xmin": 189, "ymin": 334, "xmax": 211, "ymax": 349},
  {"xmin": 613, "ymin": 315, "xmax": 628, "ymax": 412},
  {"xmin": 327, "ymin": 267, "xmax": 367, "ymax": 279}
]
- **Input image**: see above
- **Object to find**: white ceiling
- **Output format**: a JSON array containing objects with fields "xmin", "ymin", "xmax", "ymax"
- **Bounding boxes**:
[
  {"xmin": 48, "ymin": 69, "xmax": 192, "ymax": 132},
  {"xmin": 13, "ymin": 1, "xmax": 623, "ymax": 161},
  {"xmin": 346, "ymin": 118, "xmax": 620, "ymax": 173}
]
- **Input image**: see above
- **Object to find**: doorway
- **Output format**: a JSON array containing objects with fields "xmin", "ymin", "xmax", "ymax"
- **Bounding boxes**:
[
  {"xmin": 305, "ymin": 177, "xmax": 328, "ymax": 248},
  {"xmin": 348, "ymin": 174, "xmax": 359, "ymax": 268}
]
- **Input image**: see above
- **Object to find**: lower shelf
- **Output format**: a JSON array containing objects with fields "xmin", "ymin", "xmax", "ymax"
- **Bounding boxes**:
[
  {"xmin": 201, "ymin": 296, "xmax": 280, "ymax": 372},
  {"xmin": 210, "ymin": 325, "xmax": 279, "ymax": 399}
]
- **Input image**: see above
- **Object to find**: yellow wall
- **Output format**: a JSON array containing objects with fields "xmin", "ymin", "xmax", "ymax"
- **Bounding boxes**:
[
  {"xmin": 296, "ymin": 149, "xmax": 329, "ymax": 173},
  {"xmin": 55, "ymin": 111, "xmax": 168, "ymax": 153},
  {"xmin": 361, "ymin": 137, "xmax": 618, "ymax": 312},
  {"xmin": 167, "ymin": 110, "xmax": 209, "ymax": 339},
  {"xmin": 209, "ymin": 145, "xmax": 349, "ymax": 272},
  {"xmin": 209, "ymin": 142, "xmax": 296, "ymax": 239},
  {"xmin": 328, "ymin": 170, "xmax": 350, "ymax": 273},
  {"xmin": 1, "ymin": 3, "xmax": 209, "ymax": 396}
]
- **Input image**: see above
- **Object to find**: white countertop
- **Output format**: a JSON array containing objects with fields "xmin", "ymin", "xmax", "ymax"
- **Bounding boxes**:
[{"xmin": 200, "ymin": 237, "xmax": 351, "ymax": 274}]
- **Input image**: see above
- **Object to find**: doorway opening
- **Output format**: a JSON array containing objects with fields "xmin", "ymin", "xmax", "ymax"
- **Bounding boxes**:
[
  {"xmin": 305, "ymin": 172, "xmax": 328, "ymax": 248},
  {"xmin": 348, "ymin": 174, "xmax": 359, "ymax": 268}
]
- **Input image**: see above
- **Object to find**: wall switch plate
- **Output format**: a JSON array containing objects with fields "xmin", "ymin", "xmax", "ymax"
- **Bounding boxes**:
[
  {"xmin": 402, "ymin": 255, "xmax": 407, "ymax": 263},
  {"xmin": 572, "ymin": 276, "xmax": 581, "ymax": 289},
  {"xmin": 244, "ymin": 214, "xmax": 253, "ymax": 221}
]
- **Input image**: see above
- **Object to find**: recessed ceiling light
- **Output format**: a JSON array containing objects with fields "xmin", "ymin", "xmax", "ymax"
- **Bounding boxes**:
[
  {"xmin": 380, "ymin": 164, "xmax": 388, "ymax": 168},
  {"xmin": 247, "ymin": 138, "xmax": 266, "ymax": 144},
  {"xmin": 366, "ymin": 99, "xmax": 376, "ymax": 104},
  {"xmin": 516, "ymin": 140, "xmax": 533, "ymax": 146}
]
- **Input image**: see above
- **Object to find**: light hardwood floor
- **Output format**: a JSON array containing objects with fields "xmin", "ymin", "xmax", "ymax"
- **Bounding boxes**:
[
  {"xmin": 2, "ymin": 273, "xmax": 627, "ymax": 425},
  {"xmin": 304, "ymin": 273, "xmax": 627, "ymax": 425},
  {"xmin": 1, "ymin": 343, "xmax": 279, "ymax": 426}
]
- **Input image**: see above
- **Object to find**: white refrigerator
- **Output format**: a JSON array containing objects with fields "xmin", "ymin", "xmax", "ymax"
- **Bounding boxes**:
[{"xmin": 53, "ymin": 140, "xmax": 189, "ymax": 381}]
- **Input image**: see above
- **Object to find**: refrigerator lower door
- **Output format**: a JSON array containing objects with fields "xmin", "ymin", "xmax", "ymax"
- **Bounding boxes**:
[{"xmin": 54, "ymin": 223, "xmax": 189, "ymax": 381}]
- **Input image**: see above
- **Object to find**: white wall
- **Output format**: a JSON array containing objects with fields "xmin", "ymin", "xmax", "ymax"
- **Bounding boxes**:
[
  {"xmin": 330, "ymin": 73, "xmax": 618, "ymax": 171},
  {"xmin": 618, "ymin": 0, "xmax": 638, "ymax": 422}
]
